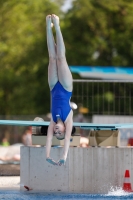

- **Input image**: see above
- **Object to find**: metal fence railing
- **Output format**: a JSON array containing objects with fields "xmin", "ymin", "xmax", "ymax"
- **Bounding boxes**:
[
  {"xmin": 0, "ymin": 79, "xmax": 133, "ymax": 144},
  {"xmin": 72, "ymin": 79, "xmax": 133, "ymax": 118}
]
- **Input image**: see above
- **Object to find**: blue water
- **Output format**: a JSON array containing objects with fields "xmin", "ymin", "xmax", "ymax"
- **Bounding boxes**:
[{"xmin": 0, "ymin": 190, "xmax": 133, "ymax": 200}]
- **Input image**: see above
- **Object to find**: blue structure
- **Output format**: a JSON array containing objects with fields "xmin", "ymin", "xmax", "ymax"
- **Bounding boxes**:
[
  {"xmin": 70, "ymin": 66, "xmax": 133, "ymax": 79},
  {"xmin": 0, "ymin": 120, "xmax": 133, "ymax": 130}
]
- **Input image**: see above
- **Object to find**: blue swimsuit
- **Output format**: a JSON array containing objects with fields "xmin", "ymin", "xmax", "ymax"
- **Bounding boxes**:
[{"xmin": 51, "ymin": 81, "xmax": 72, "ymax": 123}]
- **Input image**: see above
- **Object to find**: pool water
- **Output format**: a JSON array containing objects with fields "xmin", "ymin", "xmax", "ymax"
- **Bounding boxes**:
[{"xmin": 0, "ymin": 190, "xmax": 133, "ymax": 200}]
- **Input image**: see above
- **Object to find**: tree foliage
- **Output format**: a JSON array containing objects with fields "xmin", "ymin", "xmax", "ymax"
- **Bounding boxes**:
[
  {"xmin": 63, "ymin": 0, "xmax": 133, "ymax": 116},
  {"xmin": 63, "ymin": 0, "xmax": 133, "ymax": 66},
  {"xmin": 0, "ymin": 0, "xmax": 61, "ymax": 115},
  {"xmin": 0, "ymin": 0, "xmax": 133, "ymax": 117}
]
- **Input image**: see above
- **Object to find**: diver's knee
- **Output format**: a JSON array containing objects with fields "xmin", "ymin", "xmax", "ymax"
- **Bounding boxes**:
[{"xmin": 49, "ymin": 57, "xmax": 56, "ymax": 64}]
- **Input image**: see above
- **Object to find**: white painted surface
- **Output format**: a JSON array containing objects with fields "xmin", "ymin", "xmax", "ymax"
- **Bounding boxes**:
[
  {"xmin": 20, "ymin": 146, "xmax": 133, "ymax": 193},
  {"xmin": 0, "ymin": 176, "xmax": 20, "ymax": 189},
  {"xmin": 20, "ymin": 146, "xmax": 30, "ymax": 190}
]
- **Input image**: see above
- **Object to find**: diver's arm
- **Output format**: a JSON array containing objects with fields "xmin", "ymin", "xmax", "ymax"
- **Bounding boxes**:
[
  {"xmin": 57, "ymin": 113, "xmax": 73, "ymax": 166},
  {"xmin": 46, "ymin": 121, "xmax": 57, "ymax": 165}
]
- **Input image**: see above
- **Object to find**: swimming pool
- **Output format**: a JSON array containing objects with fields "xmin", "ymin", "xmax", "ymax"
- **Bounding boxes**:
[{"xmin": 0, "ymin": 190, "xmax": 133, "ymax": 200}]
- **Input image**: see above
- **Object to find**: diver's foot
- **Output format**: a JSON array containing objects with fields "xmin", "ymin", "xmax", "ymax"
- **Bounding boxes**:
[
  {"xmin": 46, "ymin": 15, "xmax": 53, "ymax": 29},
  {"xmin": 52, "ymin": 14, "xmax": 60, "ymax": 29}
]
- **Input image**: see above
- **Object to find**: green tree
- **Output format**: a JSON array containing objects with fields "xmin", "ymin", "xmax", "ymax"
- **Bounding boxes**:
[
  {"xmin": 63, "ymin": 0, "xmax": 133, "ymax": 67},
  {"xmin": 1, "ymin": 0, "xmax": 133, "ymax": 117},
  {"xmin": 0, "ymin": 0, "xmax": 62, "ymax": 116},
  {"xmin": 63, "ymin": 0, "xmax": 133, "ymax": 116}
]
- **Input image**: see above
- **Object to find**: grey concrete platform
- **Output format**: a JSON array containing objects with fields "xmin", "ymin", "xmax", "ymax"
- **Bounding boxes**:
[{"xmin": 20, "ymin": 146, "xmax": 133, "ymax": 194}]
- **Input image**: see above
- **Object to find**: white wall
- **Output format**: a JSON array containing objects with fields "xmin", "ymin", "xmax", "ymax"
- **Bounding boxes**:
[{"xmin": 20, "ymin": 146, "xmax": 133, "ymax": 193}]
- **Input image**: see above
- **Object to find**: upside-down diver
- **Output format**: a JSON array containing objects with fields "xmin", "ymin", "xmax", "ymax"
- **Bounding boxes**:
[{"xmin": 45, "ymin": 14, "xmax": 73, "ymax": 166}]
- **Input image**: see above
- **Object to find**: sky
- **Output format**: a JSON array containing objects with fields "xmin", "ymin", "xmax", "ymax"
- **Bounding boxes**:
[{"xmin": 61, "ymin": 0, "xmax": 73, "ymax": 12}]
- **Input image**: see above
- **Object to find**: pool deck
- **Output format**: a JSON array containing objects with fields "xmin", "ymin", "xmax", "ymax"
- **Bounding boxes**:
[{"xmin": 0, "ymin": 176, "xmax": 20, "ymax": 190}]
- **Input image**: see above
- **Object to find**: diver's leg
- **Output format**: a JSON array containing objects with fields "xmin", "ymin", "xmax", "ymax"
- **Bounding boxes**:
[
  {"xmin": 52, "ymin": 14, "xmax": 72, "ymax": 92},
  {"xmin": 46, "ymin": 15, "xmax": 58, "ymax": 90}
]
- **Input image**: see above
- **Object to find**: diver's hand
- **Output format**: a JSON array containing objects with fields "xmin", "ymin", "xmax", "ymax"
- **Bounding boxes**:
[
  {"xmin": 57, "ymin": 159, "xmax": 66, "ymax": 166},
  {"xmin": 46, "ymin": 157, "xmax": 57, "ymax": 165}
]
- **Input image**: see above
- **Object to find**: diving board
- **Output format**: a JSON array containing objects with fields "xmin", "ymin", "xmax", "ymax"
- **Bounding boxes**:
[
  {"xmin": 0, "ymin": 120, "xmax": 132, "ymax": 130},
  {"xmin": 70, "ymin": 66, "xmax": 133, "ymax": 79}
]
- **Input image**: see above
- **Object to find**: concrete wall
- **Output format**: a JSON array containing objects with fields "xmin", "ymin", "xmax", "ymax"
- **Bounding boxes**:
[{"xmin": 20, "ymin": 146, "xmax": 133, "ymax": 193}]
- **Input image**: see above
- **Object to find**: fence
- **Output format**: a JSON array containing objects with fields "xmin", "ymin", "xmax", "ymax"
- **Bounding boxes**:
[
  {"xmin": 0, "ymin": 79, "xmax": 133, "ymax": 144},
  {"xmin": 72, "ymin": 79, "xmax": 133, "ymax": 117},
  {"xmin": 72, "ymin": 79, "xmax": 133, "ymax": 145}
]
